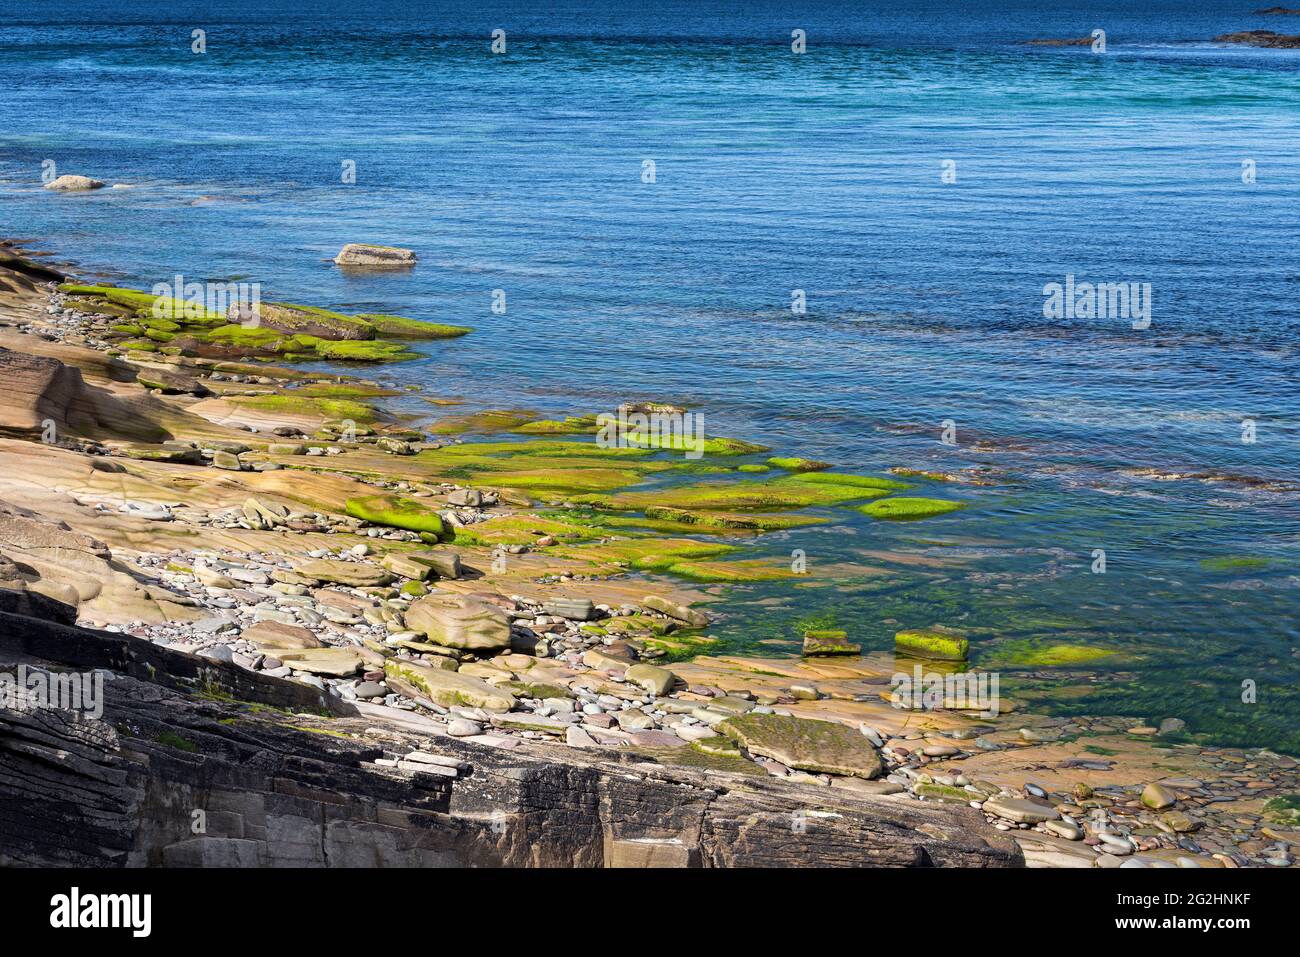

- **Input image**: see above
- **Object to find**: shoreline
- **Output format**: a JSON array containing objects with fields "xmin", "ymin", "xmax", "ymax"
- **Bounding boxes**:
[{"xmin": 1, "ymin": 239, "xmax": 1297, "ymax": 868}]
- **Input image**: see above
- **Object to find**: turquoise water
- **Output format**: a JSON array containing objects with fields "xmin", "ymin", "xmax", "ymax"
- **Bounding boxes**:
[{"xmin": 1, "ymin": 1, "xmax": 1297, "ymax": 750}]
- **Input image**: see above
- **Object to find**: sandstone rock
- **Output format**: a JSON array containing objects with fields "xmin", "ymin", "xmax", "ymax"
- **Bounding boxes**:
[
  {"xmin": 409, "ymin": 550, "xmax": 461, "ymax": 580},
  {"xmin": 446, "ymin": 488, "xmax": 482, "ymax": 507},
  {"xmin": 293, "ymin": 559, "xmax": 393, "ymax": 588},
  {"xmin": 0, "ymin": 347, "xmax": 162, "ymax": 442},
  {"xmin": 334, "ymin": 243, "xmax": 417, "ymax": 268},
  {"xmin": 276, "ymin": 647, "xmax": 364, "ymax": 677},
  {"xmin": 404, "ymin": 594, "xmax": 510, "ymax": 651},
  {"xmin": 381, "ymin": 553, "xmax": 433, "ymax": 580},
  {"xmin": 624, "ymin": 662, "xmax": 675, "ymax": 696},
  {"xmin": 44, "ymin": 174, "xmax": 105, "ymax": 191},
  {"xmin": 211, "ymin": 451, "xmax": 243, "ymax": 471},
  {"xmin": 719, "ymin": 712, "xmax": 883, "ymax": 779},
  {"xmin": 134, "ymin": 367, "xmax": 212, "ymax": 396},
  {"xmin": 541, "ymin": 597, "xmax": 596, "ymax": 621},
  {"xmin": 642, "ymin": 594, "xmax": 709, "ymax": 628},
  {"xmin": 384, "ymin": 658, "xmax": 515, "ymax": 712},
  {"xmin": 242, "ymin": 621, "xmax": 323, "ymax": 650},
  {"xmin": 982, "ymin": 797, "xmax": 1060, "ymax": 824}
]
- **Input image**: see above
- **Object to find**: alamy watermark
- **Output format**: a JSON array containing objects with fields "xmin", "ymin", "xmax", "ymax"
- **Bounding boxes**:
[
  {"xmin": 0, "ymin": 665, "xmax": 104, "ymax": 720},
  {"xmin": 596, "ymin": 406, "xmax": 706, "ymax": 459},
  {"xmin": 890, "ymin": 665, "xmax": 1000, "ymax": 719},
  {"xmin": 150, "ymin": 273, "xmax": 261, "ymax": 326},
  {"xmin": 1043, "ymin": 274, "xmax": 1151, "ymax": 329}
]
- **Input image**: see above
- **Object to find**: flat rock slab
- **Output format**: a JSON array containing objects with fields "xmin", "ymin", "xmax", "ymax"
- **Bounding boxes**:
[
  {"xmin": 242, "ymin": 621, "xmax": 322, "ymax": 650},
  {"xmin": 983, "ymin": 797, "xmax": 1060, "ymax": 824},
  {"xmin": 719, "ymin": 712, "xmax": 883, "ymax": 780},
  {"xmin": 294, "ymin": 559, "xmax": 393, "ymax": 588}
]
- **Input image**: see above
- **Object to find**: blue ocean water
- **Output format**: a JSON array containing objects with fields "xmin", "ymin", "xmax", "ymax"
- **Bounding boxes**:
[{"xmin": 1, "ymin": 1, "xmax": 1297, "ymax": 748}]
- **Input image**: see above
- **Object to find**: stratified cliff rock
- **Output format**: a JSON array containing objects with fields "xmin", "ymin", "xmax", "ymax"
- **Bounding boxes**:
[{"xmin": 0, "ymin": 605, "xmax": 1023, "ymax": 868}]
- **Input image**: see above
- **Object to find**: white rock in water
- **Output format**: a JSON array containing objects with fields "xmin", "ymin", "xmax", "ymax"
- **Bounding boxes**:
[
  {"xmin": 333, "ymin": 243, "xmax": 417, "ymax": 267},
  {"xmin": 44, "ymin": 175, "xmax": 106, "ymax": 191}
]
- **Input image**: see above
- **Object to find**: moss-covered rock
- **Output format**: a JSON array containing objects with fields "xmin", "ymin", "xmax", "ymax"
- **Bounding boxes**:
[
  {"xmin": 355, "ymin": 313, "xmax": 472, "ymax": 339},
  {"xmin": 859, "ymin": 497, "xmax": 966, "ymax": 520},
  {"xmin": 802, "ymin": 629, "xmax": 860, "ymax": 657},
  {"xmin": 895, "ymin": 627, "xmax": 969, "ymax": 661},
  {"xmin": 345, "ymin": 494, "xmax": 447, "ymax": 538}
]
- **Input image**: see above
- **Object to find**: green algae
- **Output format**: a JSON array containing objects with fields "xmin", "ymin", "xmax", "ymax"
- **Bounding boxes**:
[
  {"xmin": 1200, "ymin": 556, "xmax": 1270, "ymax": 572},
  {"xmin": 894, "ymin": 628, "xmax": 969, "ymax": 661},
  {"xmin": 588, "ymin": 475, "xmax": 894, "ymax": 512},
  {"xmin": 345, "ymin": 494, "xmax": 447, "ymax": 537},
  {"xmin": 429, "ymin": 409, "xmax": 540, "ymax": 434},
  {"xmin": 620, "ymin": 430, "xmax": 770, "ymax": 455},
  {"xmin": 988, "ymin": 640, "xmax": 1122, "ymax": 668},
  {"xmin": 225, "ymin": 394, "xmax": 380, "ymax": 423},
  {"xmin": 355, "ymin": 313, "xmax": 472, "ymax": 339},
  {"xmin": 512, "ymin": 415, "xmax": 601, "ymax": 435},
  {"xmin": 447, "ymin": 514, "xmax": 603, "ymax": 546},
  {"xmin": 766, "ymin": 456, "xmax": 832, "ymax": 472},
  {"xmin": 858, "ymin": 497, "xmax": 966, "ymax": 520}
]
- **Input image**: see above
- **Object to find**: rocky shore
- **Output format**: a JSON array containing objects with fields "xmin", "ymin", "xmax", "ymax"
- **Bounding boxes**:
[{"xmin": 1, "ymin": 240, "xmax": 1297, "ymax": 868}]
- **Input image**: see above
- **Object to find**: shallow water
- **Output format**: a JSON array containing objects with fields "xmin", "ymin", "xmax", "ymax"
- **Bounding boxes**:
[{"xmin": 1, "ymin": 0, "xmax": 1297, "ymax": 750}]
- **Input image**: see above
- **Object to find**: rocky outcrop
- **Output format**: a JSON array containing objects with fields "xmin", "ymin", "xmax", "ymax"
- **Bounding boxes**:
[
  {"xmin": 0, "ymin": 607, "xmax": 1023, "ymax": 868},
  {"xmin": 1215, "ymin": 29, "xmax": 1300, "ymax": 46},
  {"xmin": 0, "ymin": 346, "xmax": 166, "ymax": 442},
  {"xmin": 43, "ymin": 175, "xmax": 105, "ymax": 191}
]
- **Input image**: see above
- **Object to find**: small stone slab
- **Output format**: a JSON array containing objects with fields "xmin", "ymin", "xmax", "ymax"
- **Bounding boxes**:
[{"xmin": 983, "ymin": 797, "xmax": 1060, "ymax": 824}]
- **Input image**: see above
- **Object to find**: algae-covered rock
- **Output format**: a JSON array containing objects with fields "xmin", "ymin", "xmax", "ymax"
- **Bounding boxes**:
[
  {"xmin": 345, "ymin": 494, "xmax": 446, "ymax": 538},
  {"xmin": 293, "ymin": 559, "xmax": 393, "ymax": 588},
  {"xmin": 895, "ymin": 627, "xmax": 968, "ymax": 661},
  {"xmin": 859, "ymin": 497, "xmax": 965, "ymax": 520},
  {"xmin": 719, "ymin": 712, "xmax": 883, "ymax": 779},
  {"xmin": 802, "ymin": 629, "xmax": 860, "ymax": 657},
  {"xmin": 383, "ymin": 657, "xmax": 515, "ymax": 712},
  {"xmin": 404, "ymin": 594, "xmax": 511, "ymax": 651},
  {"xmin": 257, "ymin": 302, "xmax": 375, "ymax": 341},
  {"xmin": 356, "ymin": 313, "xmax": 470, "ymax": 339}
]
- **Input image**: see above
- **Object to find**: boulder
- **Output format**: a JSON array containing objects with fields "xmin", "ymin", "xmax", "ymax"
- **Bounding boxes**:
[
  {"xmin": 624, "ymin": 662, "xmax": 676, "ymax": 696},
  {"xmin": 1141, "ymin": 783, "xmax": 1177, "ymax": 810},
  {"xmin": 334, "ymin": 243, "xmax": 417, "ymax": 268},
  {"xmin": 134, "ymin": 367, "xmax": 212, "ymax": 396},
  {"xmin": 344, "ymin": 495, "xmax": 446, "ymax": 538},
  {"xmin": 641, "ymin": 594, "xmax": 709, "ymax": 628},
  {"xmin": 409, "ymin": 550, "xmax": 461, "ymax": 580},
  {"xmin": 44, "ymin": 175, "xmax": 105, "ymax": 191},
  {"xmin": 383, "ymin": 658, "xmax": 515, "ymax": 712},
  {"xmin": 404, "ymin": 595, "xmax": 511, "ymax": 651},
  {"xmin": 293, "ymin": 559, "xmax": 393, "ymax": 588},
  {"xmin": 719, "ymin": 713, "xmax": 883, "ymax": 780}
]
